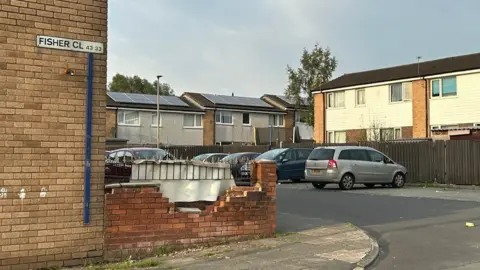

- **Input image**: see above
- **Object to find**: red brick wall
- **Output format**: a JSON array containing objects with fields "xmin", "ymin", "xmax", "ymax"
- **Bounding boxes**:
[
  {"xmin": 346, "ymin": 129, "xmax": 366, "ymax": 143},
  {"xmin": 104, "ymin": 161, "xmax": 277, "ymax": 261},
  {"xmin": 412, "ymin": 80, "xmax": 429, "ymax": 138},
  {"xmin": 313, "ymin": 93, "xmax": 325, "ymax": 143},
  {"xmin": 0, "ymin": 0, "xmax": 107, "ymax": 269}
]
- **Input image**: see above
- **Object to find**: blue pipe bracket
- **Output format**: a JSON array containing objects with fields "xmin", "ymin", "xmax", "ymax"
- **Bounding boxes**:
[{"xmin": 84, "ymin": 53, "xmax": 94, "ymax": 225}]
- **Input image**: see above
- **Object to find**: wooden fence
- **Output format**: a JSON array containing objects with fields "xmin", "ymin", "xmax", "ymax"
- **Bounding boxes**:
[{"xmin": 105, "ymin": 140, "xmax": 480, "ymax": 186}]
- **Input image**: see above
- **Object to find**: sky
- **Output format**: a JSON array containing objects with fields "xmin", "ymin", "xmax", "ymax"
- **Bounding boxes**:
[{"xmin": 108, "ymin": 0, "xmax": 480, "ymax": 97}]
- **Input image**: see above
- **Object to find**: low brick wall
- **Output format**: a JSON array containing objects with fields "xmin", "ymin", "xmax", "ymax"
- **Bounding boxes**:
[{"xmin": 104, "ymin": 160, "xmax": 277, "ymax": 261}]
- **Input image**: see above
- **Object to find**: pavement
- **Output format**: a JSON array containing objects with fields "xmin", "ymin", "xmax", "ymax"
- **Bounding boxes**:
[
  {"xmin": 276, "ymin": 183, "xmax": 480, "ymax": 270},
  {"xmin": 155, "ymin": 223, "xmax": 378, "ymax": 270}
]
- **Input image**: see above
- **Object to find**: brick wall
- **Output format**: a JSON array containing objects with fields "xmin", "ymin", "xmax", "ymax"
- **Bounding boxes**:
[
  {"xmin": 0, "ymin": 0, "xmax": 107, "ymax": 269},
  {"xmin": 202, "ymin": 110, "xmax": 215, "ymax": 145},
  {"xmin": 105, "ymin": 108, "xmax": 116, "ymax": 138},
  {"xmin": 104, "ymin": 161, "xmax": 277, "ymax": 261},
  {"xmin": 313, "ymin": 93, "xmax": 325, "ymax": 143},
  {"xmin": 412, "ymin": 79, "xmax": 428, "ymax": 138},
  {"xmin": 346, "ymin": 129, "xmax": 366, "ymax": 143}
]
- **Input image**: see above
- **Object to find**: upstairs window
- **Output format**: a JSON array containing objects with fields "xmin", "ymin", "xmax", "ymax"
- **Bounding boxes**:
[
  {"xmin": 327, "ymin": 91, "xmax": 345, "ymax": 108},
  {"xmin": 269, "ymin": 115, "xmax": 284, "ymax": 127},
  {"xmin": 242, "ymin": 113, "xmax": 250, "ymax": 125},
  {"xmin": 118, "ymin": 110, "xmax": 139, "ymax": 126},
  {"xmin": 355, "ymin": 89, "xmax": 365, "ymax": 106},
  {"xmin": 390, "ymin": 82, "xmax": 412, "ymax": 103},
  {"xmin": 151, "ymin": 113, "xmax": 162, "ymax": 127},
  {"xmin": 215, "ymin": 111, "xmax": 233, "ymax": 124},
  {"xmin": 184, "ymin": 114, "xmax": 202, "ymax": 127},
  {"xmin": 432, "ymin": 77, "xmax": 457, "ymax": 97}
]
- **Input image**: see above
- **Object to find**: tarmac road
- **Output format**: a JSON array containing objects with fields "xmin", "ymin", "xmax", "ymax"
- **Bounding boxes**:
[{"xmin": 276, "ymin": 183, "xmax": 480, "ymax": 270}]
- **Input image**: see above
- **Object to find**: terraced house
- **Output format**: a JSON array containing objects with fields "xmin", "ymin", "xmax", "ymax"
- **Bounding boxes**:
[{"xmin": 313, "ymin": 52, "xmax": 480, "ymax": 143}]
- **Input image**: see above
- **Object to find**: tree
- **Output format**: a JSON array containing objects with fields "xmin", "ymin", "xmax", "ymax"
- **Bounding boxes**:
[
  {"xmin": 108, "ymin": 73, "xmax": 174, "ymax": 96},
  {"xmin": 284, "ymin": 43, "xmax": 337, "ymax": 126}
]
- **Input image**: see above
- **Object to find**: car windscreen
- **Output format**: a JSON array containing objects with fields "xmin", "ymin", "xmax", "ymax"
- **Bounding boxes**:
[
  {"xmin": 255, "ymin": 149, "xmax": 286, "ymax": 161},
  {"xmin": 308, "ymin": 148, "xmax": 335, "ymax": 160},
  {"xmin": 221, "ymin": 153, "xmax": 242, "ymax": 162},
  {"xmin": 133, "ymin": 149, "xmax": 168, "ymax": 161},
  {"xmin": 192, "ymin": 154, "xmax": 209, "ymax": 160}
]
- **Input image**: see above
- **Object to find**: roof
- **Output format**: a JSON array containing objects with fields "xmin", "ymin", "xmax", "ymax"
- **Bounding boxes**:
[
  {"xmin": 106, "ymin": 92, "xmax": 203, "ymax": 112},
  {"xmin": 318, "ymin": 52, "xmax": 480, "ymax": 91},
  {"xmin": 261, "ymin": 95, "xmax": 308, "ymax": 110},
  {"xmin": 182, "ymin": 92, "xmax": 285, "ymax": 113}
]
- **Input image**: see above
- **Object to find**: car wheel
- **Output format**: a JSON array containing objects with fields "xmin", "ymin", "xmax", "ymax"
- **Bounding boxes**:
[
  {"xmin": 392, "ymin": 173, "xmax": 406, "ymax": 188},
  {"xmin": 312, "ymin": 183, "xmax": 326, "ymax": 189},
  {"xmin": 364, "ymin": 184, "xmax": 375, "ymax": 188},
  {"xmin": 339, "ymin": 173, "xmax": 355, "ymax": 190}
]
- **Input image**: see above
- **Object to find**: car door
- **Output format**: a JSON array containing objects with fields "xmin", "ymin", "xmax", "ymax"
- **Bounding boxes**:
[
  {"xmin": 349, "ymin": 149, "xmax": 373, "ymax": 183},
  {"xmin": 276, "ymin": 149, "xmax": 297, "ymax": 180},
  {"xmin": 366, "ymin": 150, "xmax": 396, "ymax": 182},
  {"xmin": 294, "ymin": 149, "xmax": 313, "ymax": 179}
]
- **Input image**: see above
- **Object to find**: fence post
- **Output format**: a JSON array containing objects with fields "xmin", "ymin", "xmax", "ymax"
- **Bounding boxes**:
[{"xmin": 444, "ymin": 140, "xmax": 448, "ymax": 185}]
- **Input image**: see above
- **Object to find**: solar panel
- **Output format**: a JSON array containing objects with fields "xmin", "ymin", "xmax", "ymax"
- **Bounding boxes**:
[
  {"xmin": 202, "ymin": 93, "xmax": 273, "ymax": 108},
  {"xmin": 107, "ymin": 92, "xmax": 189, "ymax": 107}
]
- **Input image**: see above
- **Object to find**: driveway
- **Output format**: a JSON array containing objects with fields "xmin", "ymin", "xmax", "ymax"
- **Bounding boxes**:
[{"xmin": 276, "ymin": 184, "xmax": 480, "ymax": 270}]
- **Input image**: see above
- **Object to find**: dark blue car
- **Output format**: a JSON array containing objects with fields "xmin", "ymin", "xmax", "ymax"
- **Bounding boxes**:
[{"xmin": 243, "ymin": 148, "xmax": 313, "ymax": 182}]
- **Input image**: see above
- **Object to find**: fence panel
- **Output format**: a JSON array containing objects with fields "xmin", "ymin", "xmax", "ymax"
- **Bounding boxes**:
[{"xmin": 445, "ymin": 140, "xmax": 480, "ymax": 185}]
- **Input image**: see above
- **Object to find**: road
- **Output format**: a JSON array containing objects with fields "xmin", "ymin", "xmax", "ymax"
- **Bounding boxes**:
[{"xmin": 276, "ymin": 183, "xmax": 480, "ymax": 270}]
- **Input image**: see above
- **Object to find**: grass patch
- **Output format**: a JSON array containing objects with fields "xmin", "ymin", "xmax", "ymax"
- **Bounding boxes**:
[
  {"xmin": 154, "ymin": 246, "xmax": 181, "ymax": 256},
  {"xmin": 274, "ymin": 232, "xmax": 295, "ymax": 238},
  {"xmin": 204, "ymin": 252, "xmax": 216, "ymax": 257},
  {"xmin": 87, "ymin": 258, "xmax": 162, "ymax": 270}
]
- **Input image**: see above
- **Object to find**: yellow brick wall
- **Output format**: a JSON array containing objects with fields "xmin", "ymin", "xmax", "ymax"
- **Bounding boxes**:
[
  {"xmin": 313, "ymin": 93, "xmax": 325, "ymax": 143},
  {"xmin": 105, "ymin": 109, "xmax": 116, "ymax": 138},
  {"xmin": 0, "ymin": 0, "xmax": 107, "ymax": 268},
  {"xmin": 412, "ymin": 79, "xmax": 429, "ymax": 138}
]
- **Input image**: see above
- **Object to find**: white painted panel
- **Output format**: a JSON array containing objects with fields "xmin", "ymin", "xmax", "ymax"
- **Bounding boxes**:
[
  {"xmin": 326, "ymin": 85, "xmax": 412, "ymax": 131},
  {"xmin": 430, "ymin": 72, "xmax": 480, "ymax": 126}
]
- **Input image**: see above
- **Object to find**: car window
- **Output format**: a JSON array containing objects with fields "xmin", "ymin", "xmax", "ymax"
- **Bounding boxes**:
[
  {"xmin": 133, "ymin": 149, "xmax": 168, "ymax": 160},
  {"xmin": 338, "ymin": 150, "xmax": 351, "ymax": 160},
  {"xmin": 296, "ymin": 149, "xmax": 312, "ymax": 160},
  {"xmin": 192, "ymin": 154, "xmax": 209, "ymax": 161},
  {"xmin": 367, "ymin": 150, "xmax": 384, "ymax": 163},
  {"xmin": 115, "ymin": 151, "xmax": 125, "ymax": 163},
  {"xmin": 256, "ymin": 149, "xmax": 287, "ymax": 161},
  {"xmin": 124, "ymin": 151, "xmax": 133, "ymax": 164},
  {"xmin": 349, "ymin": 149, "xmax": 370, "ymax": 161},
  {"xmin": 277, "ymin": 150, "xmax": 296, "ymax": 162},
  {"xmin": 249, "ymin": 153, "xmax": 260, "ymax": 160},
  {"xmin": 308, "ymin": 148, "xmax": 334, "ymax": 160}
]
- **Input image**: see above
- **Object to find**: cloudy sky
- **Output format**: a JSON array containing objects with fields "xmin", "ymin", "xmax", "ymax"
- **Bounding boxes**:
[{"xmin": 108, "ymin": 0, "xmax": 480, "ymax": 97}]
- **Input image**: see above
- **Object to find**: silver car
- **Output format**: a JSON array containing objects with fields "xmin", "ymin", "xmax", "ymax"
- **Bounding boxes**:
[{"xmin": 305, "ymin": 146, "xmax": 407, "ymax": 190}]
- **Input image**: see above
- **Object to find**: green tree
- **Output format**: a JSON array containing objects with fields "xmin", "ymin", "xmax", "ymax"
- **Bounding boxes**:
[
  {"xmin": 284, "ymin": 43, "xmax": 337, "ymax": 126},
  {"xmin": 108, "ymin": 73, "xmax": 174, "ymax": 95}
]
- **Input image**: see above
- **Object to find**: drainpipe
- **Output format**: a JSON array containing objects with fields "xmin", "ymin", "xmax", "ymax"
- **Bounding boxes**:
[
  {"xmin": 424, "ymin": 77, "xmax": 429, "ymax": 138},
  {"xmin": 84, "ymin": 53, "xmax": 94, "ymax": 225}
]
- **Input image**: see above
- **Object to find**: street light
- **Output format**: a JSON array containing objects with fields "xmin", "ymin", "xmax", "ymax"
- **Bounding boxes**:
[{"xmin": 156, "ymin": 75, "xmax": 163, "ymax": 149}]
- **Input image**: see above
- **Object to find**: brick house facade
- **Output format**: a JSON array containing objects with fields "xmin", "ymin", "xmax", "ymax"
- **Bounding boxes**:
[
  {"xmin": 313, "ymin": 53, "xmax": 480, "ymax": 143},
  {"xmin": 0, "ymin": 0, "xmax": 107, "ymax": 268}
]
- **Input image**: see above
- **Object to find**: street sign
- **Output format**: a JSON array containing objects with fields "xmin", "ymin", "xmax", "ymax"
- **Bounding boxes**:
[{"xmin": 36, "ymin": 35, "xmax": 104, "ymax": 54}]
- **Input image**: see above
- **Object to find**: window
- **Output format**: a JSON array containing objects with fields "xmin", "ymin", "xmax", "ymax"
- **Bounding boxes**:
[
  {"xmin": 327, "ymin": 131, "xmax": 346, "ymax": 143},
  {"xmin": 215, "ymin": 111, "xmax": 233, "ymax": 124},
  {"xmin": 380, "ymin": 128, "xmax": 402, "ymax": 141},
  {"xmin": 124, "ymin": 151, "xmax": 133, "ymax": 164},
  {"xmin": 114, "ymin": 151, "xmax": 125, "ymax": 163},
  {"xmin": 355, "ymin": 89, "xmax": 365, "ymax": 106},
  {"xmin": 327, "ymin": 91, "xmax": 345, "ymax": 108},
  {"xmin": 309, "ymin": 148, "xmax": 335, "ymax": 160},
  {"xmin": 390, "ymin": 82, "xmax": 412, "ymax": 102},
  {"xmin": 184, "ymin": 114, "xmax": 202, "ymax": 127},
  {"xmin": 349, "ymin": 150, "xmax": 370, "ymax": 161},
  {"xmin": 432, "ymin": 77, "xmax": 457, "ymax": 97},
  {"xmin": 269, "ymin": 115, "xmax": 284, "ymax": 127},
  {"xmin": 151, "ymin": 113, "xmax": 162, "ymax": 127},
  {"xmin": 242, "ymin": 113, "xmax": 250, "ymax": 125},
  {"xmin": 276, "ymin": 149, "xmax": 296, "ymax": 162},
  {"xmin": 296, "ymin": 149, "xmax": 313, "ymax": 160},
  {"xmin": 118, "ymin": 110, "xmax": 139, "ymax": 125},
  {"xmin": 367, "ymin": 150, "xmax": 384, "ymax": 163},
  {"xmin": 338, "ymin": 150, "xmax": 351, "ymax": 160}
]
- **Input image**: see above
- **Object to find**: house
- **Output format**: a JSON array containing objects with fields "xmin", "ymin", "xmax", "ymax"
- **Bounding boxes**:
[
  {"xmin": 181, "ymin": 93, "xmax": 288, "ymax": 145},
  {"xmin": 261, "ymin": 95, "xmax": 314, "ymax": 141},
  {"xmin": 312, "ymin": 52, "xmax": 480, "ymax": 143},
  {"xmin": 106, "ymin": 92, "xmax": 205, "ymax": 145}
]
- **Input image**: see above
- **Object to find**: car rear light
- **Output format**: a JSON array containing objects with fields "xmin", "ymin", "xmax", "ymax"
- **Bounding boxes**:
[{"xmin": 327, "ymin": 160, "xmax": 338, "ymax": 169}]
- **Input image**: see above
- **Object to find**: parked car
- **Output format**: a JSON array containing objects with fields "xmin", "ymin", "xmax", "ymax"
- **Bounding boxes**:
[
  {"xmin": 248, "ymin": 148, "xmax": 313, "ymax": 183},
  {"xmin": 305, "ymin": 146, "xmax": 407, "ymax": 190},
  {"xmin": 105, "ymin": 147, "xmax": 176, "ymax": 184},
  {"xmin": 191, "ymin": 153, "xmax": 228, "ymax": 163},
  {"xmin": 220, "ymin": 152, "xmax": 261, "ymax": 184}
]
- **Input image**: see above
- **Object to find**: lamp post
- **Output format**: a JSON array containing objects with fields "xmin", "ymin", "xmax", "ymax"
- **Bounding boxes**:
[{"xmin": 156, "ymin": 75, "xmax": 163, "ymax": 148}]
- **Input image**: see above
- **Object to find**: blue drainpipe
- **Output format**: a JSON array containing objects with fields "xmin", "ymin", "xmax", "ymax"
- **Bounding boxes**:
[{"xmin": 84, "ymin": 53, "xmax": 94, "ymax": 224}]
